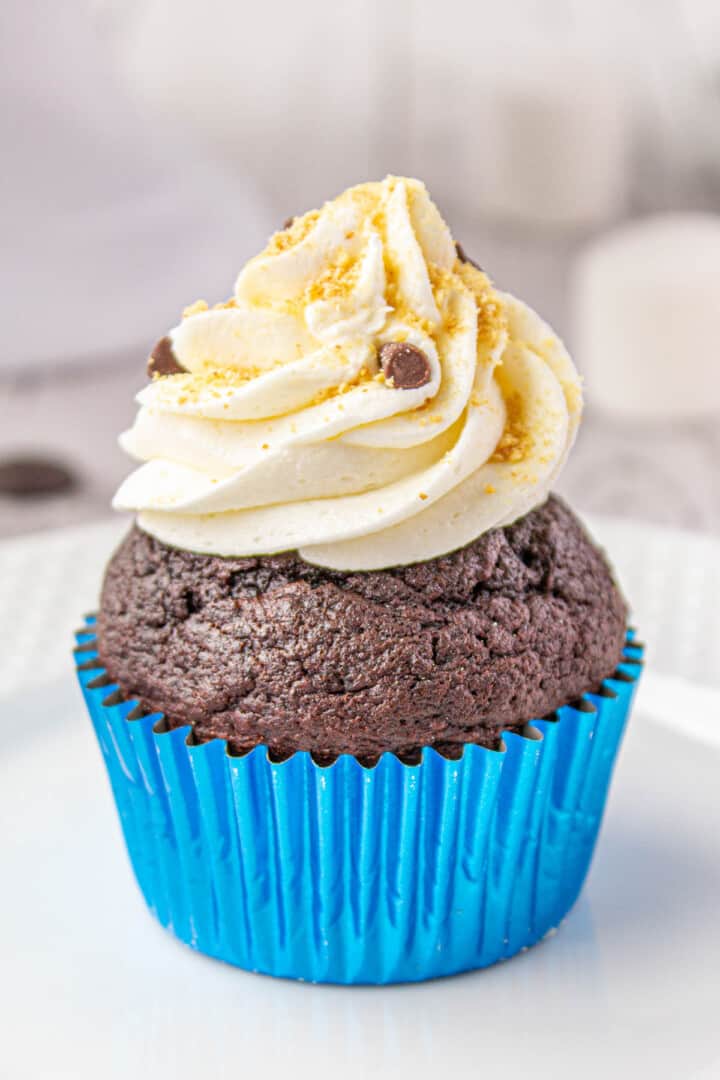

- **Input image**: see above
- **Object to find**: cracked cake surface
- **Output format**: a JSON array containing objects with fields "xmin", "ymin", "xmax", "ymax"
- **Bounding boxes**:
[{"xmin": 97, "ymin": 495, "xmax": 627, "ymax": 760}]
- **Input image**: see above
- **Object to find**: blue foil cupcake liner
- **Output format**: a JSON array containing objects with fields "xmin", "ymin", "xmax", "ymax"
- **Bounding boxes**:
[{"xmin": 75, "ymin": 620, "xmax": 642, "ymax": 984}]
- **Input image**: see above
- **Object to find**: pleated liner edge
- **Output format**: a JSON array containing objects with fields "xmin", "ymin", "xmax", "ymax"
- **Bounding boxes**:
[{"xmin": 75, "ymin": 619, "xmax": 643, "ymax": 985}]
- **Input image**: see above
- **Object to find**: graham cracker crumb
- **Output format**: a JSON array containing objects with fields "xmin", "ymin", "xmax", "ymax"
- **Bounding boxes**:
[{"xmin": 490, "ymin": 391, "xmax": 531, "ymax": 465}]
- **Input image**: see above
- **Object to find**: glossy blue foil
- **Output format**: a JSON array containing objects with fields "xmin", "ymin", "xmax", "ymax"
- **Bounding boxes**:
[{"xmin": 75, "ymin": 620, "xmax": 642, "ymax": 984}]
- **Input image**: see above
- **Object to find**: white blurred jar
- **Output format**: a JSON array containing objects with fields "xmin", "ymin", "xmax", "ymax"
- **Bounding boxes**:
[{"xmin": 573, "ymin": 214, "xmax": 720, "ymax": 418}]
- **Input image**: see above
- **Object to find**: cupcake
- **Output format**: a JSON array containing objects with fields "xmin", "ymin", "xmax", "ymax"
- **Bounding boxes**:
[{"xmin": 76, "ymin": 176, "xmax": 642, "ymax": 984}]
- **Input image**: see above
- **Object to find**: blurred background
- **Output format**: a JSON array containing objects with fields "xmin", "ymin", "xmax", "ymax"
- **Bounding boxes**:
[{"xmin": 2, "ymin": 0, "xmax": 720, "ymax": 538}]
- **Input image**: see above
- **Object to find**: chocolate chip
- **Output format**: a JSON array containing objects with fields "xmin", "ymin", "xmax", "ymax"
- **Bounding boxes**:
[
  {"xmin": 0, "ymin": 456, "xmax": 78, "ymax": 498},
  {"xmin": 379, "ymin": 342, "xmax": 432, "ymax": 389},
  {"xmin": 455, "ymin": 242, "xmax": 484, "ymax": 272},
  {"xmin": 282, "ymin": 216, "xmax": 295, "ymax": 230},
  {"xmin": 147, "ymin": 336, "xmax": 185, "ymax": 377}
]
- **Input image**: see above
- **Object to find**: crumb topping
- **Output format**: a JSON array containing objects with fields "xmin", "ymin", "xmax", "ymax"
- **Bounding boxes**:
[{"xmin": 490, "ymin": 390, "xmax": 531, "ymax": 465}]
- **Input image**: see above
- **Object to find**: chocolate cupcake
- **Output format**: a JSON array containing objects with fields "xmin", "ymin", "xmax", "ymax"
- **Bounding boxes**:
[{"xmin": 76, "ymin": 177, "xmax": 642, "ymax": 983}]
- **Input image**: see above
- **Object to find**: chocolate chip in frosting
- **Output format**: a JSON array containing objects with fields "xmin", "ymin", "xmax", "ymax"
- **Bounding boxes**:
[
  {"xmin": 455, "ymin": 242, "xmax": 484, "ymax": 272},
  {"xmin": 147, "ymin": 336, "xmax": 186, "ymax": 378},
  {"xmin": 379, "ymin": 342, "xmax": 432, "ymax": 389},
  {"xmin": 282, "ymin": 216, "xmax": 295, "ymax": 230}
]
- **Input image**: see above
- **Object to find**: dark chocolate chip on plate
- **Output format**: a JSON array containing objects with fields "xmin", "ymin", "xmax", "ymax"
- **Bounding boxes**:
[
  {"xmin": 147, "ymin": 336, "xmax": 186, "ymax": 377},
  {"xmin": 378, "ymin": 342, "xmax": 432, "ymax": 389},
  {"xmin": 0, "ymin": 455, "xmax": 78, "ymax": 498}
]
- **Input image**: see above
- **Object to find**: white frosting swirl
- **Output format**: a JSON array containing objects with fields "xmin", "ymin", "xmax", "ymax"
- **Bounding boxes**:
[{"xmin": 114, "ymin": 177, "xmax": 582, "ymax": 570}]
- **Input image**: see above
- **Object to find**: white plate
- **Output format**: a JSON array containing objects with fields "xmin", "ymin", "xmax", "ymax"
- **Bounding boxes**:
[{"xmin": 2, "ymin": 676, "xmax": 719, "ymax": 1080}]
